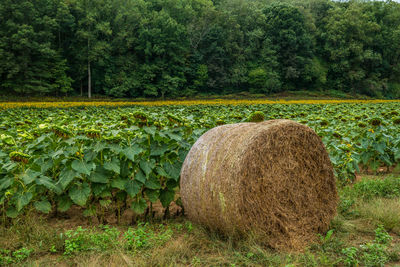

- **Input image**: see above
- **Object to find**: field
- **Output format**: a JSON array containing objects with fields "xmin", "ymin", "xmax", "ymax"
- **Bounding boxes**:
[{"xmin": 1, "ymin": 100, "xmax": 400, "ymax": 266}]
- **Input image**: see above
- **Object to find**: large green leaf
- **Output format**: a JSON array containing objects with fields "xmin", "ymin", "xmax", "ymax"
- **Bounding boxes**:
[
  {"xmin": 134, "ymin": 169, "xmax": 146, "ymax": 184},
  {"xmin": 40, "ymin": 158, "xmax": 53, "ymax": 173},
  {"xmin": 89, "ymin": 166, "xmax": 109, "ymax": 183},
  {"xmin": 131, "ymin": 198, "xmax": 147, "ymax": 214},
  {"xmin": 104, "ymin": 158, "xmax": 120, "ymax": 174},
  {"xmin": 69, "ymin": 182, "xmax": 91, "ymax": 206},
  {"xmin": 51, "ymin": 149, "xmax": 65, "ymax": 159},
  {"xmin": 16, "ymin": 192, "xmax": 33, "ymax": 211},
  {"xmin": 121, "ymin": 145, "xmax": 144, "ymax": 161},
  {"xmin": 111, "ymin": 178, "xmax": 127, "ymax": 190},
  {"xmin": 140, "ymin": 160, "xmax": 155, "ymax": 176},
  {"xmin": 3, "ymin": 162, "xmax": 17, "ymax": 172},
  {"xmin": 92, "ymin": 183, "xmax": 108, "ymax": 196},
  {"xmin": 159, "ymin": 189, "xmax": 175, "ymax": 208},
  {"xmin": 84, "ymin": 150, "xmax": 97, "ymax": 161},
  {"xmin": 145, "ymin": 189, "xmax": 159, "ymax": 203},
  {"xmin": 21, "ymin": 169, "xmax": 41, "ymax": 185},
  {"xmin": 120, "ymin": 159, "xmax": 130, "ymax": 178},
  {"xmin": 143, "ymin": 126, "xmax": 156, "ymax": 136},
  {"xmin": 162, "ymin": 161, "xmax": 181, "ymax": 181},
  {"xmin": 0, "ymin": 178, "xmax": 13, "ymax": 191},
  {"xmin": 166, "ymin": 132, "xmax": 182, "ymax": 142},
  {"xmin": 36, "ymin": 176, "xmax": 62, "ymax": 195},
  {"xmin": 34, "ymin": 199, "xmax": 52, "ymax": 213},
  {"xmin": 145, "ymin": 174, "xmax": 161, "ymax": 189},
  {"xmin": 150, "ymin": 143, "xmax": 169, "ymax": 156},
  {"xmin": 93, "ymin": 142, "xmax": 107, "ymax": 152},
  {"xmin": 374, "ymin": 142, "xmax": 386, "ymax": 155},
  {"xmin": 58, "ymin": 169, "xmax": 77, "ymax": 190},
  {"xmin": 125, "ymin": 179, "xmax": 141, "ymax": 197},
  {"xmin": 6, "ymin": 207, "xmax": 19, "ymax": 218},
  {"xmin": 71, "ymin": 160, "xmax": 95, "ymax": 176},
  {"xmin": 57, "ymin": 195, "xmax": 73, "ymax": 212},
  {"xmin": 156, "ymin": 166, "xmax": 168, "ymax": 177}
]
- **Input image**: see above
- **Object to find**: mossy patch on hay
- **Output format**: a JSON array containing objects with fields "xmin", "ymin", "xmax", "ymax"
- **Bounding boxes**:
[{"xmin": 180, "ymin": 119, "xmax": 338, "ymax": 251}]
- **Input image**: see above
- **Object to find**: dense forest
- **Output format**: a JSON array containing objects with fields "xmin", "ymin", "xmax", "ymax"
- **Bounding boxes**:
[{"xmin": 0, "ymin": 0, "xmax": 400, "ymax": 98}]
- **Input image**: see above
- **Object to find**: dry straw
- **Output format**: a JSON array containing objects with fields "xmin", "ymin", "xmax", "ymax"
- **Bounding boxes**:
[{"xmin": 180, "ymin": 119, "xmax": 338, "ymax": 251}]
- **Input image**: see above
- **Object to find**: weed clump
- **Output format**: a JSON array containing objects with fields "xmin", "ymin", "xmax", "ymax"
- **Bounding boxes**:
[
  {"xmin": 341, "ymin": 225, "xmax": 393, "ymax": 267},
  {"xmin": 247, "ymin": 111, "xmax": 265, "ymax": 122}
]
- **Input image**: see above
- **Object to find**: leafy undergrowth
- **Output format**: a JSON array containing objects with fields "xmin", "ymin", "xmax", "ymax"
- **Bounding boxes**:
[{"xmin": 1, "ymin": 175, "xmax": 399, "ymax": 267}]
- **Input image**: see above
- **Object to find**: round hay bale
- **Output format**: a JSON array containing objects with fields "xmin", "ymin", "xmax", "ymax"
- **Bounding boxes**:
[{"xmin": 180, "ymin": 119, "xmax": 338, "ymax": 250}]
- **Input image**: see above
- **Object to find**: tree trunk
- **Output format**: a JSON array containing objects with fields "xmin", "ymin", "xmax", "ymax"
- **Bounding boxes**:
[
  {"xmin": 88, "ymin": 38, "xmax": 91, "ymax": 99},
  {"xmin": 80, "ymin": 80, "xmax": 83, "ymax": 96},
  {"xmin": 88, "ymin": 60, "xmax": 91, "ymax": 98}
]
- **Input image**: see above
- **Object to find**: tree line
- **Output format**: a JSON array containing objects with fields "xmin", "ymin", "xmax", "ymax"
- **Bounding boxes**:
[{"xmin": 1, "ymin": 0, "xmax": 400, "ymax": 98}]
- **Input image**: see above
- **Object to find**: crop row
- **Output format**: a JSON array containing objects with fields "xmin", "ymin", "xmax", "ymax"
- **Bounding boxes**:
[{"xmin": 0, "ymin": 103, "xmax": 399, "ymax": 219}]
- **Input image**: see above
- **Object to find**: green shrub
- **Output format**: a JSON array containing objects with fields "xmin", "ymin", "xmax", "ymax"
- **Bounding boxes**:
[
  {"xmin": 340, "ymin": 225, "xmax": 393, "ymax": 267},
  {"xmin": 360, "ymin": 243, "xmax": 388, "ymax": 267},
  {"xmin": 0, "ymin": 247, "xmax": 33, "ymax": 265},
  {"xmin": 63, "ymin": 225, "xmax": 120, "ymax": 255},
  {"xmin": 374, "ymin": 225, "xmax": 392, "ymax": 245},
  {"xmin": 247, "ymin": 111, "xmax": 265, "ymax": 122},
  {"xmin": 248, "ymin": 68, "xmax": 281, "ymax": 94},
  {"xmin": 342, "ymin": 247, "xmax": 359, "ymax": 267},
  {"xmin": 124, "ymin": 223, "xmax": 153, "ymax": 250}
]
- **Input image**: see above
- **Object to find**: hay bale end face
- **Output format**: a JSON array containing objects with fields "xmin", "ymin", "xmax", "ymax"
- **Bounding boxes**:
[{"xmin": 180, "ymin": 119, "xmax": 338, "ymax": 250}]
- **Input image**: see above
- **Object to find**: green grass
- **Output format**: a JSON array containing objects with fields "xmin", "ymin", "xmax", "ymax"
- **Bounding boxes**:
[
  {"xmin": 1, "ymin": 175, "xmax": 399, "ymax": 266},
  {"xmin": 356, "ymin": 199, "xmax": 400, "ymax": 234}
]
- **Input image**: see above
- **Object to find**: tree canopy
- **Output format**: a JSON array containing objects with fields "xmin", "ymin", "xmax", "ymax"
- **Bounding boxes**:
[{"xmin": 1, "ymin": 0, "xmax": 400, "ymax": 98}]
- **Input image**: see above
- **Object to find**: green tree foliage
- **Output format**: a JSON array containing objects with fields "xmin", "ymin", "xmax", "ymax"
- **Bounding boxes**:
[
  {"xmin": 0, "ymin": 0, "xmax": 72, "ymax": 95},
  {"xmin": 263, "ymin": 2, "xmax": 314, "ymax": 90},
  {"xmin": 248, "ymin": 68, "xmax": 281, "ymax": 94},
  {"xmin": 0, "ymin": 0, "xmax": 399, "ymax": 98},
  {"xmin": 323, "ymin": 2, "xmax": 382, "ymax": 96}
]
